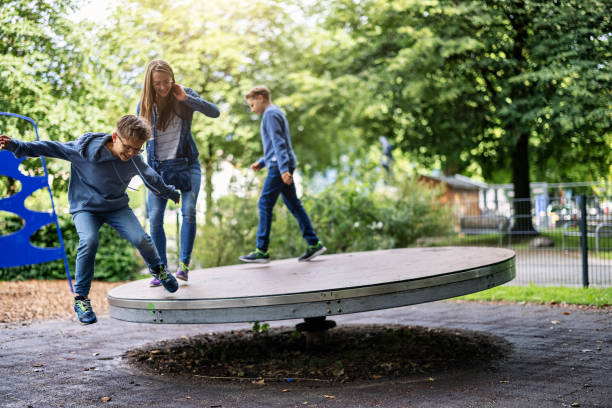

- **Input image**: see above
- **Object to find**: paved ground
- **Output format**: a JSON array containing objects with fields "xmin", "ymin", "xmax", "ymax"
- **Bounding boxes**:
[
  {"xmin": 1, "ymin": 301, "xmax": 610, "ymax": 408},
  {"xmin": 513, "ymin": 248, "xmax": 612, "ymax": 287}
]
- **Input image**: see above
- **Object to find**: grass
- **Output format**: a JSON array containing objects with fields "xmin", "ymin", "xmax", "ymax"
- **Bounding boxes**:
[{"xmin": 454, "ymin": 284, "xmax": 612, "ymax": 308}]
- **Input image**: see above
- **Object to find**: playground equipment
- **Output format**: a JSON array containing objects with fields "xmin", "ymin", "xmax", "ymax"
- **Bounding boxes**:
[
  {"xmin": 108, "ymin": 246, "xmax": 514, "ymax": 327},
  {"xmin": 0, "ymin": 112, "xmax": 72, "ymax": 291}
]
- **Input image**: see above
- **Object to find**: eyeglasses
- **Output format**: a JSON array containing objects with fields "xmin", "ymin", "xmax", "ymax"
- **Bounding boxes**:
[{"xmin": 116, "ymin": 133, "xmax": 144, "ymax": 154}]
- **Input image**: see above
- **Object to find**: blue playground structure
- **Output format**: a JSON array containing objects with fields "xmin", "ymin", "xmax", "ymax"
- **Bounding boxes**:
[{"xmin": 0, "ymin": 112, "xmax": 73, "ymax": 292}]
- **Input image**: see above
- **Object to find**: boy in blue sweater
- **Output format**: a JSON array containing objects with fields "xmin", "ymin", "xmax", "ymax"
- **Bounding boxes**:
[
  {"xmin": 0, "ymin": 115, "xmax": 180, "ymax": 324},
  {"xmin": 239, "ymin": 85, "xmax": 325, "ymax": 263}
]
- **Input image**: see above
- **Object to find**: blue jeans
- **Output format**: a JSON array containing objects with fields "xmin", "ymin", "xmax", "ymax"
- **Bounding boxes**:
[
  {"xmin": 148, "ymin": 163, "xmax": 201, "ymax": 266},
  {"xmin": 256, "ymin": 166, "xmax": 319, "ymax": 252},
  {"xmin": 72, "ymin": 207, "xmax": 161, "ymax": 297}
]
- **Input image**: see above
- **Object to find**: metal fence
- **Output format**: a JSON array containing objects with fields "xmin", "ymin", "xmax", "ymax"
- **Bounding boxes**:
[{"xmin": 448, "ymin": 195, "xmax": 612, "ymax": 287}]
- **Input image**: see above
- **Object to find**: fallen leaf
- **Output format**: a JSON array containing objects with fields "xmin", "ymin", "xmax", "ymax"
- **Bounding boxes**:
[
  {"xmin": 32, "ymin": 363, "xmax": 44, "ymax": 367},
  {"xmin": 323, "ymin": 395, "xmax": 335, "ymax": 399},
  {"xmin": 581, "ymin": 349, "xmax": 592, "ymax": 353},
  {"xmin": 252, "ymin": 378, "xmax": 265, "ymax": 385},
  {"xmin": 551, "ymin": 320, "xmax": 561, "ymax": 325},
  {"xmin": 428, "ymin": 377, "xmax": 435, "ymax": 382},
  {"xmin": 101, "ymin": 397, "xmax": 111, "ymax": 403},
  {"xmin": 571, "ymin": 403, "xmax": 580, "ymax": 407},
  {"xmin": 185, "ymin": 396, "xmax": 191, "ymax": 399},
  {"xmin": 562, "ymin": 312, "xmax": 570, "ymax": 315},
  {"xmin": 282, "ymin": 389, "xmax": 289, "ymax": 392},
  {"xmin": 499, "ymin": 380, "xmax": 509, "ymax": 383}
]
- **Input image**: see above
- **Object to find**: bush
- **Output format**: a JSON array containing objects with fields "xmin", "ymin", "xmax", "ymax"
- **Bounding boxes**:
[
  {"xmin": 192, "ymin": 177, "xmax": 452, "ymax": 267},
  {"xmin": 0, "ymin": 213, "xmax": 143, "ymax": 281}
]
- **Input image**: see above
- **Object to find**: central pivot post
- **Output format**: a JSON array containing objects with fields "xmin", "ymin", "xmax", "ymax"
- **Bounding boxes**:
[{"xmin": 296, "ymin": 316, "xmax": 337, "ymax": 346}]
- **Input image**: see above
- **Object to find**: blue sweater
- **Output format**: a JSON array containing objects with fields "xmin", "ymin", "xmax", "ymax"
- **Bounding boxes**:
[
  {"xmin": 6, "ymin": 133, "xmax": 179, "ymax": 214},
  {"xmin": 258, "ymin": 104, "xmax": 297, "ymax": 174}
]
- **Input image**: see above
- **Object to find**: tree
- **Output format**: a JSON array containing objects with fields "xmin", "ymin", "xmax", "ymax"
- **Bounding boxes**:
[
  {"xmin": 95, "ymin": 0, "xmax": 317, "ymax": 223},
  {"xmin": 0, "ymin": 0, "xmax": 120, "ymax": 196},
  {"xmin": 314, "ymin": 0, "xmax": 612, "ymax": 233}
]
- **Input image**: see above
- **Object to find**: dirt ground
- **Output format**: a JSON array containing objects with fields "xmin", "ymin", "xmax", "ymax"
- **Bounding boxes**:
[
  {"xmin": 0, "ymin": 280, "xmax": 124, "ymax": 323},
  {"xmin": 1, "ymin": 280, "xmax": 607, "ymax": 325}
]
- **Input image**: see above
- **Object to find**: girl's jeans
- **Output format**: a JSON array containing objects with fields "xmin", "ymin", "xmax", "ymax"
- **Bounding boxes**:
[
  {"xmin": 148, "ymin": 163, "xmax": 201, "ymax": 266},
  {"xmin": 256, "ymin": 166, "xmax": 319, "ymax": 252},
  {"xmin": 72, "ymin": 207, "xmax": 161, "ymax": 297}
]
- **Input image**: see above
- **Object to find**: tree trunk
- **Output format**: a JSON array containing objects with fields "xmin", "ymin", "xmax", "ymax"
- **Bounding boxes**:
[
  {"xmin": 510, "ymin": 131, "xmax": 537, "ymax": 235},
  {"xmin": 203, "ymin": 141, "xmax": 214, "ymax": 226},
  {"xmin": 506, "ymin": 0, "xmax": 537, "ymax": 236}
]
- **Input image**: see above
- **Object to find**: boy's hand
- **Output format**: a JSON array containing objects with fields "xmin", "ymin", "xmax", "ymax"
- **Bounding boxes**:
[
  {"xmin": 0, "ymin": 134, "xmax": 11, "ymax": 150},
  {"xmin": 282, "ymin": 171, "xmax": 293, "ymax": 185},
  {"xmin": 250, "ymin": 161, "xmax": 262, "ymax": 171},
  {"xmin": 169, "ymin": 189, "xmax": 181, "ymax": 204},
  {"xmin": 172, "ymin": 84, "xmax": 187, "ymax": 101}
]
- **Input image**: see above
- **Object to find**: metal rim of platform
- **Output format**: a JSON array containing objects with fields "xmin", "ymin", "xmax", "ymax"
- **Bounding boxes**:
[{"xmin": 108, "ymin": 248, "xmax": 515, "ymax": 324}]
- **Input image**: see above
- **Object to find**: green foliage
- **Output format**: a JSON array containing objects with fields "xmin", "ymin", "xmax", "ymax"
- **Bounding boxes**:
[
  {"xmin": 0, "ymin": 0, "xmax": 128, "ymax": 199},
  {"xmin": 310, "ymin": 0, "xmax": 612, "ymax": 187},
  {"xmin": 455, "ymin": 284, "xmax": 612, "ymax": 308},
  {"xmin": 0, "ymin": 213, "xmax": 142, "ymax": 281},
  {"xmin": 250, "ymin": 321, "xmax": 270, "ymax": 334},
  {"xmin": 192, "ymin": 173, "xmax": 451, "ymax": 267}
]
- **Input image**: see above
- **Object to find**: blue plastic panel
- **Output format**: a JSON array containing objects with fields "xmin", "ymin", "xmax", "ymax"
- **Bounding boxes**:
[{"xmin": 0, "ymin": 112, "xmax": 72, "ymax": 291}]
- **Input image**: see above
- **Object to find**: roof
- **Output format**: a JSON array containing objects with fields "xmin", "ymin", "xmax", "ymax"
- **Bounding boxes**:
[{"xmin": 420, "ymin": 172, "xmax": 488, "ymax": 190}]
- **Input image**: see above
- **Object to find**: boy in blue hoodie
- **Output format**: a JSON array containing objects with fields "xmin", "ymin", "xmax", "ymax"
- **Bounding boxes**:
[
  {"xmin": 0, "ymin": 115, "xmax": 180, "ymax": 324},
  {"xmin": 239, "ymin": 85, "xmax": 326, "ymax": 263}
]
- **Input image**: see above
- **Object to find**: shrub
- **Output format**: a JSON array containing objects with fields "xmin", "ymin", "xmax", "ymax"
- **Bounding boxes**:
[
  {"xmin": 0, "ymin": 213, "xmax": 142, "ymax": 281},
  {"xmin": 192, "ymin": 177, "xmax": 451, "ymax": 267}
]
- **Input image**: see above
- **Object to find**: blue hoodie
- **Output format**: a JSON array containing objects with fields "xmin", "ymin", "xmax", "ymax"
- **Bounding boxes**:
[
  {"xmin": 257, "ymin": 104, "xmax": 297, "ymax": 174},
  {"xmin": 6, "ymin": 133, "xmax": 179, "ymax": 214}
]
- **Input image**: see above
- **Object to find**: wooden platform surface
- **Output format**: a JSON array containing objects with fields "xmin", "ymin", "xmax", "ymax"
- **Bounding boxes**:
[{"xmin": 108, "ymin": 247, "xmax": 515, "ymax": 324}]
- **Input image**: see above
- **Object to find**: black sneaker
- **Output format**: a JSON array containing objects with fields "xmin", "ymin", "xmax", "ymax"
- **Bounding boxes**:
[
  {"xmin": 151, "ymin": 265, "xmax": 179, "ymax": 293},
  {"xmin": 298, "ymin": 241, "xmax": 327, "ymax": 262},
  {"xmin": 239, "ymin": 248, "xmax": 270, "ymax": 263},
  {"xmin": 74, "ymin": 297, "xmax": 97, "ymax": 325}
]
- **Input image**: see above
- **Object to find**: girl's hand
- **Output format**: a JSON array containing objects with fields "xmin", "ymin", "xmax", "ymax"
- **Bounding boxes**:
[
  {"xmin": 0, "ymin": 134, "xmax": 11, "ymax": 150},
  {"xmin": 172, "ymin": 84, "xmax": 187, "ymax": 101}
]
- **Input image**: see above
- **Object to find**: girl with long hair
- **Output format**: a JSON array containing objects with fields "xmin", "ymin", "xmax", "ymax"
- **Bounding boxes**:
[{"xmin": 138, "ymin": 59, "xmax": 219, "ymax": 286}]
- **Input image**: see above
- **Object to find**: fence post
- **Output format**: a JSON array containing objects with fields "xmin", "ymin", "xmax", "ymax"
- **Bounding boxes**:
[
  {"xmin": 579, "ymin": 195, "xmax": 589, "ymax": 288},
  {"xmin": 176, "ymin": 210, "xmax": 180, "ymax": 266}
]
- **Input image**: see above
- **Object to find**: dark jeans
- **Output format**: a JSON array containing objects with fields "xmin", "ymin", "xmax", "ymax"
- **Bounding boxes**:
[
  {"xmin": 148, "ymin": 163, "xmax": 201, "ymax": 266},
  {"xmin": 72, "ymin": 207, "xmax": 161, "ymax": 297},
  {"xmin": 256, "ymin": 166, "xmax": 319, "ymax": 252}
]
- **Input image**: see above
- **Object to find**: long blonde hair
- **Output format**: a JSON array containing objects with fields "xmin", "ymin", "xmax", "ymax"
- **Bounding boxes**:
[{"xmin": 139, "ymin": 60, "xmax": 181, "ymax": 132}]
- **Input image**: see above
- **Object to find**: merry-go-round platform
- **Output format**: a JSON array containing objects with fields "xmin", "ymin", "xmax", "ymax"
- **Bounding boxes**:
[{"xmin": 107, "ymin": 246, "xmax": 515, "ymax": 326}]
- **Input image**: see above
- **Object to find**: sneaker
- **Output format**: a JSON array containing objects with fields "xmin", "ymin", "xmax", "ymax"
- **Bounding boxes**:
[
  {"xmin": 149, "ymin": 277, "xmax": 161, "ymax": 287},
  {"xmin": 151, "ymin": 265, "xmax": 179, "ymax": 293},
  {"xmin": 298, "ymin": 241, "xmax": 326, "ymax": 262},
  {"xmin": 239, "ymin": 248, "xmax": 270, "ymax": 263},
  {"xmin": 176, "ymin": 262, "xmax": 189, "ymax": 281},
  {"xmin": 74, "ymin": 297, "xmax": 97, "ymax": 325}
]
